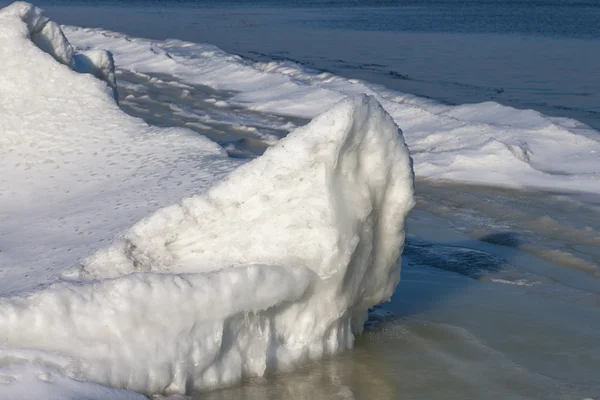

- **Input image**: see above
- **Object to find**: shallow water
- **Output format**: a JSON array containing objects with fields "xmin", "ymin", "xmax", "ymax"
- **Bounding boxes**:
[{"xmin": 194, "ymin": 319, "xmax": 569, "ymax": 400}]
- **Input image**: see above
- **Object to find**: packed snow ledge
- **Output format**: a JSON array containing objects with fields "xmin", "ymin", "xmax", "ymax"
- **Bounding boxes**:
[{"xmin": 0, "ymin": 3, "xmax": 414, "ymax": 397}]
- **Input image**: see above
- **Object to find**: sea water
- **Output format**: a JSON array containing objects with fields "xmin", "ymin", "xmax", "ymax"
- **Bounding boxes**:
[{"xmin": 1, "ymin": 1, "xmax": 599, "ymax": 399}]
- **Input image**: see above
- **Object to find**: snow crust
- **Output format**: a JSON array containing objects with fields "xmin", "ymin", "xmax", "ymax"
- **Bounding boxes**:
[
  {"xmin": 64, "ymin": 25, "xmax": 600, "ymax": 194},
  {"xmin": 0, "ymin": 3, "xmax": 414, "ymax": 397}
]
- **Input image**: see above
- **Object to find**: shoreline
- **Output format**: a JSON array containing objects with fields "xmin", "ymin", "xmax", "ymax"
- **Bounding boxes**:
[
  {"xmin": 18, "ymin": 1, "xmax": 600, "ymax": 131},
  {"xmin": 1, "ymin": 2, "xmax": 599, "ymax": 398}
]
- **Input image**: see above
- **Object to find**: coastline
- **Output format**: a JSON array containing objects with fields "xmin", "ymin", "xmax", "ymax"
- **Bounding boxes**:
[
  {"xmin": 19, "ymin": 1, "xmax": 600, "ymax": 131},
  {"xmin": 0, "ymin": 2, "xmax": 599, "ymax": 398}
]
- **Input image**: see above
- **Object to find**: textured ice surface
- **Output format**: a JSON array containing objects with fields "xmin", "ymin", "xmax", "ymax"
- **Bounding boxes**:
[
  {"xmin": 0, "ymin": 3, "xmax": 414, "ymax": 397},
  {"xmin": 64, "ymin": 25, "xmax": 600, "ymax": 194}
]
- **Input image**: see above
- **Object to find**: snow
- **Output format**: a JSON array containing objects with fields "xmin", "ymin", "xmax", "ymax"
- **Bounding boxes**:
[
  {"xmin": 64, "ymin": 25, "xmax": 600, "ymax": 194},
  {"xmin": 73, "ymin": 49, "xmax": 118, "ymax": 100},
  {"xmin": 0, "ymin": 3, "xmax": 414, "ymax": 397},
  {"xmin": 0, "ymin": 356, "xmax": 147, "ymax": 400}
]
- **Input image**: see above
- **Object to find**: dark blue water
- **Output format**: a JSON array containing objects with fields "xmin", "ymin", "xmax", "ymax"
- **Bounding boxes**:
[
  {"xmin": 27, "ymin": 0, "xmax": 600, "ymax": 39},
  {"xmin": 4, "ymin": 0, "xmax": 600, "ymax": 129}
]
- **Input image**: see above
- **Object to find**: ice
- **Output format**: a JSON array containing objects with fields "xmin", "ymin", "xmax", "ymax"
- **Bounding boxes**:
[
  {"xmin": 1, "ymin": 1, "xmax": 73, "ymax": 65},
  {"xmin": 1, "ymin": 94, "xmax": 414, "ymax": 395},
  {"xmin": 64, "ymin": 25, "xmax": 600, "ymax": 194},
  {"xmin": 73, "ymin": 49, "xmax": 118, "ymax": 99},
  {"xmin": 0, "ymin": 3, "xmax": 414, "ymax": 397}
]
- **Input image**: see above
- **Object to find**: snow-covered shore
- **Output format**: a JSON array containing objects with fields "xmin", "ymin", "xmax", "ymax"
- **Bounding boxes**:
[
  {"xmin": 2, "ymin": 1, "xmax": 600, "ymax": 398},
  {"xmin": 64, "ymin": 24, "xmax": 600, "ymax": 195},
  {"xmin": 0, "ymin": 3, "xmax": 414, "ymax": 397}
]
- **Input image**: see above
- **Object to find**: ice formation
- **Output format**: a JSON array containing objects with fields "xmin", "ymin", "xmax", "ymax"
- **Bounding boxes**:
[
  {"xmin": 0, "ymin": 2, "xmax": 116, "ymax": 96},
  {"xmin": 64, "ymin": 25, "xmax": 600, "ymax": 194},
  {"xmin": 1, "ymin": 95, "xmax": 414, "ymax": 394},
  {"xmin": 0, "ymin": 2, "xmax": 414, "ymax": 396}
]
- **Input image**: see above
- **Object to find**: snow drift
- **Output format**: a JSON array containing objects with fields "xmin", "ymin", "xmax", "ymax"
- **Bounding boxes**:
[
  {"xmin": 1, "ymin": 94, "xmax": 414, "ymax": 395},
  {"xmin": 0, "ymin": 2, "xmax": 414, "ymax": 396},
  {"xmin": 0, "ymin": 2, "xmax": 117, "ymax": 97},
  {"xmin": 64, "ymin": 24, "xmax": 600, "ymax": 195}
]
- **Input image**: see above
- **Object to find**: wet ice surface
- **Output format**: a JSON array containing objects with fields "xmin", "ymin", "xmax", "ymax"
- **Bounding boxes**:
[{"xmin": 415, "ymin": 182, "xmax": 600, "ymax": 288}]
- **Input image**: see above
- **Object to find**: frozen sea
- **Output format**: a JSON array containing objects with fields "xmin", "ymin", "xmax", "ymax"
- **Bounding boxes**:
[{"xmin": 0, "ymin": 1, "xmax": 599, "ymax": 399}]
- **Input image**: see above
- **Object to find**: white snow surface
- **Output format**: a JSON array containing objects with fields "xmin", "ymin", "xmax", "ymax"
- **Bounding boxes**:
[
  {"xmin": 63, "ymin": 25, "xmax": 600, "ymax": 194},
  {"xmin": 0, "ymin": 3, "xmax": 414, "ymax": 397}
]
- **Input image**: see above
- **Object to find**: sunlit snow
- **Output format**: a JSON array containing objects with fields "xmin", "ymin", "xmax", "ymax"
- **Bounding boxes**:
[{"xmin": 0, "ymin": 2, "xmax": 414, "ymax": 397}]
